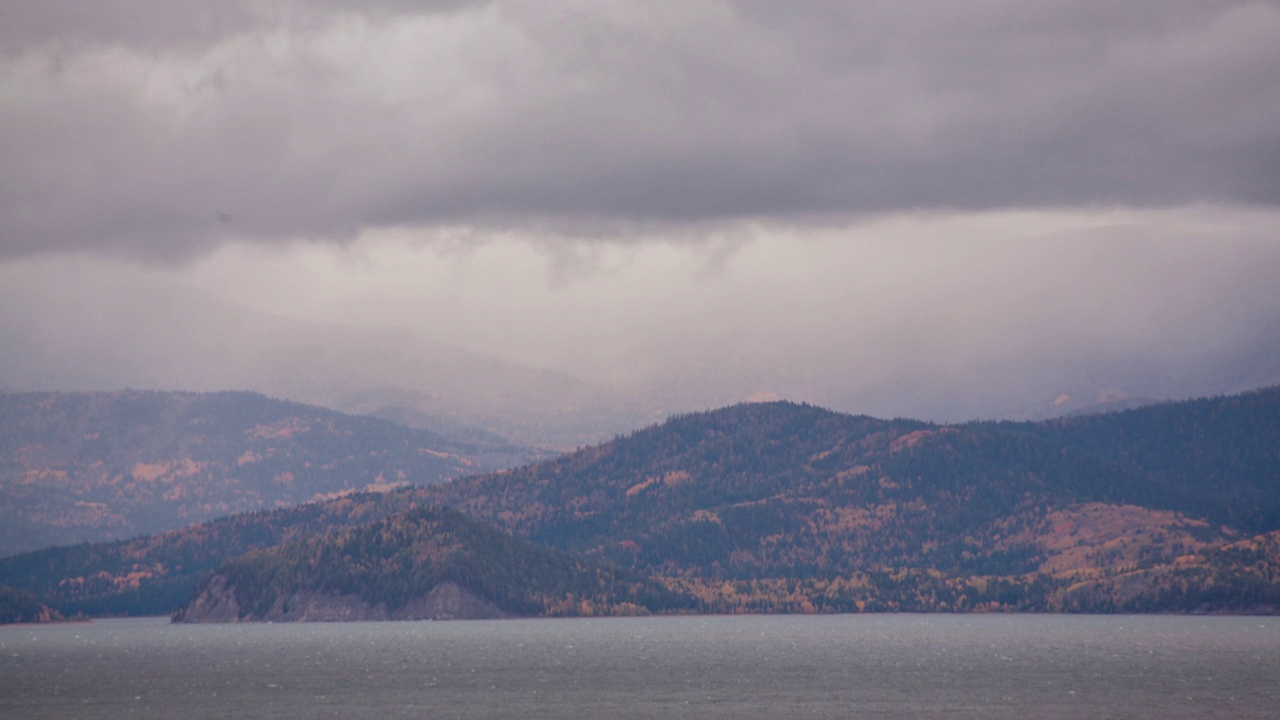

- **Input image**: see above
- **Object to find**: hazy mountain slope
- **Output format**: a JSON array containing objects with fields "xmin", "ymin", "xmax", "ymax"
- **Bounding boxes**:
[
  {"xmin": 174, "ymin": 506, "xmax": 693, "ymax": 622},
  {"xmin": 0, "ymin": 390, "xmax": 536, "ymax": 555},
  {"xmin": 2, "ymin": 388, "xmax": 1277, "ymax": 616},
  {"xmin": 0, "ymin": 267, "xmax": 648, "ymax": 448}
]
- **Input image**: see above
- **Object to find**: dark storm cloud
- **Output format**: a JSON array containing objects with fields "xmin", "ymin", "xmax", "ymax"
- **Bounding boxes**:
[{"xmin": 1, "ymin": 0, "xmax": 1278, "ymax": 258}]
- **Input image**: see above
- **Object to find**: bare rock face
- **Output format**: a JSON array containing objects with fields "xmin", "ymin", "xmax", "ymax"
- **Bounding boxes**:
[
  {"xmin": 396, "ymin": 582, "xmax": 508, "ymax": 620},
  {"xmin": 175, "ymin": 577, "xmax": 508, "ymax": 623},
  {"xmin": 175, "ymin": 574, "xmax": 242, "ymax": 623}
]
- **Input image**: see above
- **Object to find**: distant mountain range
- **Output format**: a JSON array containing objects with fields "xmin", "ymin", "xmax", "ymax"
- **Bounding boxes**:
[
  {"xmin": 0, "ymin": 390, "xmax": 539, "ymax": 555},
  {"xmin": 1, "ymin": 386, "xmax": 1277, "ymax": 619}
]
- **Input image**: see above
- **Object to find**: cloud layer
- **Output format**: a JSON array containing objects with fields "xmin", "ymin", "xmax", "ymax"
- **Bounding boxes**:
[{"xmin": 3, "ymin": 0, "xmax": 1279, "ymax": 258}]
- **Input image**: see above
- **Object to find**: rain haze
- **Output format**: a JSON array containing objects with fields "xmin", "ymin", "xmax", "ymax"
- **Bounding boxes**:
[{"xmin": 2, "ymin": 0, "xmax": 1279, "ymax": 446}]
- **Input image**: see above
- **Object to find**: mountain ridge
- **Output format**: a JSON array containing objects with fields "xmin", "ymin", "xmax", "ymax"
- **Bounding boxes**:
[
  {"xmin": 174, "ymin": 506, "xmax": 693, "ymax": 622},
  {"xmin": 2, "ymin": 387, "xmax": 1277, "ymax": 618}
]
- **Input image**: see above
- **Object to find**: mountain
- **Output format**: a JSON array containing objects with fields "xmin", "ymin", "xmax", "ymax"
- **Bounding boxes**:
[
  {"xmin": 2, "ymin": 387, "xmax": 1278, "ymax": 617},
  {"xmin": 415, "ymin": 392, "xmax": 1280, "ymax": 611},
  {"xmin": 175, "ymin": 506, "xmax": 693, "ymax": 622},
  {"xmin": 0, "ymin": 390, "xmax": 538, "ymax": 556}
]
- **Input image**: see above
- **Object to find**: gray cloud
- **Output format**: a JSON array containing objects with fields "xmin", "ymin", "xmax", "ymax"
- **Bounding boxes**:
[{"xmin": 2, "ymin": 0, "xmax": 1278, "ymax": 259}]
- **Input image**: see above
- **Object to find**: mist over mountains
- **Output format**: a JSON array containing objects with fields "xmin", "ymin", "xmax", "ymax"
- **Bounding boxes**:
[
  {"xmin": 0, "ymin": 262, "xmax": 650, "ymax": 448},
  {"xmin": 3, "ymin": 1, "xmax": 1279, "ymax": 445},
  {"xmin": 4, "ymin": 253, "xmax": 1278, "ymax": 452}
]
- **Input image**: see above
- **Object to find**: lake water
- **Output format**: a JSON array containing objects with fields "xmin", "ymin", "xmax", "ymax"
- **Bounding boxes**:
[{"xmin": 1, "ymin": 614, "xmax": 1277, "ymax": 718}]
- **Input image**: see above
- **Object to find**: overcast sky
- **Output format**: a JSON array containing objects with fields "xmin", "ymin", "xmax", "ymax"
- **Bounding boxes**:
[{"xmin": 2, "ymin": 0, "xmax": 1278, "ymax": 424}]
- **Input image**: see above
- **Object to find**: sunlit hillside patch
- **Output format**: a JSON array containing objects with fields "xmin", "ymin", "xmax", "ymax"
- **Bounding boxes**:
[{"xmin": 1005, "ymin": 503, "xmax": 1231, "ymax": 577}]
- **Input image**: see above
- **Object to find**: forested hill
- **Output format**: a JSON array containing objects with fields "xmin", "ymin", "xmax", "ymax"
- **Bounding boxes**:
[
  {"xmin": 175, "ymin": 506, "xmax": 692, "ymax": 622},
  {"xmin": 2, "ymin": 387, "xmax": 1278, "ymax": 617},
  {"xmin": 0, "ymin": 585, "xmax": 66, "ymax": 624},
  {"xmin": 0, "ymin": 390, "xmax": 536, "ymax": 555},
  {"xmin": 1025, "ymin": 387, "xmax": 1280, "ymax": 533},
  {"xmin": 413, "ymin": 389, "xmax": 1280, "ymax": 611}
]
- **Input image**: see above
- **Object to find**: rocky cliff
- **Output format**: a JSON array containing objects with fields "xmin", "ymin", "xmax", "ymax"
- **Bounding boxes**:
[{"xmin": 176, "ymin": 576, "xmax": 506, "ymax": 622}]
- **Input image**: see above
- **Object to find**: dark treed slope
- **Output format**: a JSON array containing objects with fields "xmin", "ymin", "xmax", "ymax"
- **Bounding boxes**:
[
  {"xmin": 0, "ymin": 584, "xmax": 66, "ymax": 624},
  {"xmin": 175, "ymin": 506, "xmax": 692, "ymax": 622},
  {"xmin": 422, "ymin": 404, "xmax": 1158, "ymax": 573},
  {"xmin": 2, "ymin": 388, "xmax": 1278, "ymax": 616},
  {"xmin": 0, "ymin": 390, "xmax": 537, "ymax": 555},
  {"xmin": 0, "ymin": 491, "xmax": 426, "ymax": 617},
  {"xmin": 1025, "ymin": 387, "xmax": 1280, "ymax": 533}
]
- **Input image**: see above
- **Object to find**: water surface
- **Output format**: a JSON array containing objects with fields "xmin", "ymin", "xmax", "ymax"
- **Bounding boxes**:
[{"xmin": 2, "ymin": 614, "xmax": 1277, "ymax": 718}]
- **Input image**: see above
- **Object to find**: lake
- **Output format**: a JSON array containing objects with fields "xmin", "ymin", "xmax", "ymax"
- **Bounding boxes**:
[{"xmin": 1, "ymin": 614, "xmax": 1277, "ymax": 718}]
